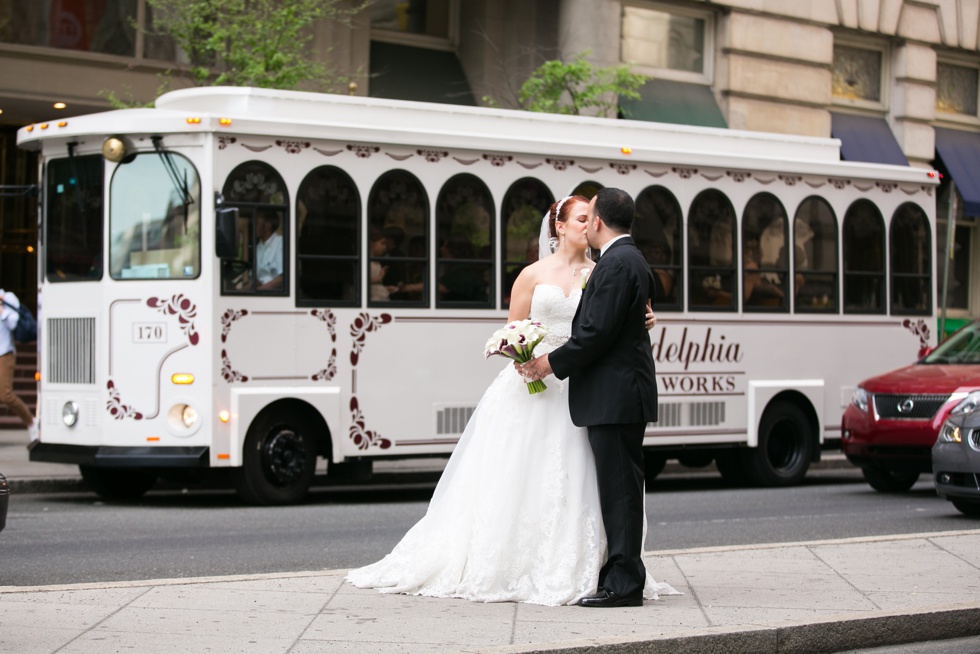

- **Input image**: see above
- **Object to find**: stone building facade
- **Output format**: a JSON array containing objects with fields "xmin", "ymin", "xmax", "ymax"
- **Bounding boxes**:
[{"xmin": 0, "ymin": 0, "xmax": 977, "ymax": 322}]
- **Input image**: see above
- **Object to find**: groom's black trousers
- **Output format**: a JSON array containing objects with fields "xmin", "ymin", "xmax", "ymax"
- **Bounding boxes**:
[{"xmin": 588, "ymin": 422, "xmax": 647, "ymax": 598}]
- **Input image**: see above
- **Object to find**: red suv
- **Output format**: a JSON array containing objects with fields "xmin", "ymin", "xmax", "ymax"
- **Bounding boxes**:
[{"xmin": 842, "ymin": 320, "xmax": 980, "ymax": 492}]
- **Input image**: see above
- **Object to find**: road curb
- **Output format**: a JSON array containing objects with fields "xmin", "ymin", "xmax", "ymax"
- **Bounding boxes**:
[{"xmin": 480, "ymin": 603, "xmax": 980, "ymax": 654}]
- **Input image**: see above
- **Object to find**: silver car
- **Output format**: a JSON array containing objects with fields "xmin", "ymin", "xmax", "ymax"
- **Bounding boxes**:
[{"xmin": 933, "ymin": 391, "xmax": 980, "ymax": 516}]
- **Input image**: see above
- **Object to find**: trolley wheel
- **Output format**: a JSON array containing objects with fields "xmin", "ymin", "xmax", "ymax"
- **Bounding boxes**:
[
  {"xmin": 861, "ymin": 466, "xmax": 919, "ymax": 493},
  {"xmin": 744, "ymin": 400, "xmax": 813, "ymax": 487},
  {"xmin": 951, "ymin": 499, "xmax": 980, "ymax": 516},
  {"xmin": 235, "ymin": 413, "xmax": 316, "ymax": 505},
  {"xmin": 644, "ymin": 452, "xmax": 667, "ymax": 481},
  {"xmin": 79, "ymin": 466, "xmax": 156, "ymax": 501}
]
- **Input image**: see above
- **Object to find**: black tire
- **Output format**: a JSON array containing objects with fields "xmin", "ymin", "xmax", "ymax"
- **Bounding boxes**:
[
  {"xmin": 644, "ymin": 452, "xmax": 667, "ymax": 481},
  {"xmin": 744, "ymin": 400, "xmax": 813, "ymax": 487},
  {"xmin": 861, "ymin": 466, "xmax": 919, "ymax": 493},
  {"xmin": 235, "ymin": 413, "xmax": 317, "ymax": 505},
  {"xmin": 951, "ymin": 499, "xmax": 980, "ymax": 516},
  {"xmin": 677, "ymin": 452, "xmax": 714, "ymax": 468},
  {"xmin": 715, "ymin": 450, "xmax": 749, "ymax": 486},
  {"xmin": 79, "ymin": 466, "xmax": 156, "ymax": 501}
]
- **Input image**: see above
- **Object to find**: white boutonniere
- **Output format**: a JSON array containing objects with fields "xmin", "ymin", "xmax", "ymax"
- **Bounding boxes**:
[{"xmin": 580, "ymin": 268, "xmax": 592, "ymax": 290}]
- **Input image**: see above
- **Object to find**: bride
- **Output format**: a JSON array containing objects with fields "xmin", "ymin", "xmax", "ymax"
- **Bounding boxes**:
[{"xmin": 346, "ymin": 195, "xmax": 679, "ymax": 606}]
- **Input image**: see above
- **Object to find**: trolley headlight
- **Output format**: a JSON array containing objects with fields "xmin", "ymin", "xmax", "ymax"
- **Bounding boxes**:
[
  {"xmin": 851, "ymin": 387, "xmax": 869, "ymax": 413},
  {"xmin": 181, "ymin": 405, "xmax": 198, "ymax": 428},
  {"xmin": 62, "ymin": 401, "xmax": 79, "ymax": 427}
]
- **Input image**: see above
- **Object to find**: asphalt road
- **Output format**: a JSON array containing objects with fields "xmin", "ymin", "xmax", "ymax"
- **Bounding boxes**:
[{"xmin": 1, "ymin": 467, "xmax": 977, "ymax": 587}]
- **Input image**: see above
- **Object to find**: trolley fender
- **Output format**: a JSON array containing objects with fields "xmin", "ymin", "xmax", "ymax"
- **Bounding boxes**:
[
  {"xmin": 228, "ymin": 386, "xmax": 341, "ymax": 467},
  {"xmin": 746, "ymin": 380, "xmax": 824, "ymax": 448}
]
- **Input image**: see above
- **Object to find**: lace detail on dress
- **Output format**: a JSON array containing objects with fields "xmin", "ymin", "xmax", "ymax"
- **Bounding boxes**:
[{"xmin": 530, "ymin": 284, "xmax": 580, "ymax": 351}]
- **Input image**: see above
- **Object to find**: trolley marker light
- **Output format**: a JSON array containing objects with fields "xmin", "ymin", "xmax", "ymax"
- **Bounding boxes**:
[
  {"xmin": 171, "ymin": 373, "xmax": 195, "ymax": 385},
  {"xmin": 621, "ymin": 147, "xmax": 632, "ymax": 155},
  {"xmin": 219, "ymin": 118, "xmax": 232, "ymax": 126},
  {"xmin": 57, "ymin": 121, "xmax": 67, "ymax": 127},
  {"xmin": 219, "ymin": 410, "xmax": 230, "ymax": 423},
  {"xmin": 186, "ymin": 117, "xmax": 202, "ymax": 124},
  {"xmin": 146, "ymin": 436, "xmax": 160, "ymax": 442}
]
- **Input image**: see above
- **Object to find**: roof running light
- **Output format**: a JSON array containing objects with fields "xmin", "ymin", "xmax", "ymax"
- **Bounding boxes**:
[
  {"xmin": 25, "ymin": 125, "xmax": 33, "ymax": 132},
  {"xmin": 219, "ymin": 118, "xmax": 232, "ymax": 126},
  {"xmin": 57, "ymin": 121, "xmax": 68, "ymax": 127},
  {"xmin": 39, "ymin": 123, "xmax": 49, "ymax": 130},
  {"xmin": 621, "ymin": 147, "xmax": 632, "ymax": 155},
  {"xmin": 186, "ymin": 117, "xmax": 202, "ymax": 124}
]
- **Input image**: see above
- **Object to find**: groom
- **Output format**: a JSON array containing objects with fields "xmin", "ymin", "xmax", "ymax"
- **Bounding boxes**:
[{"xmin": 520, "ymin": 187, "xmax": 657, "ymax": 608}]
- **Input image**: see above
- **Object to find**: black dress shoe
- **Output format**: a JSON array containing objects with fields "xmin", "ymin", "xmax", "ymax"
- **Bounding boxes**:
[{"xmin": 576, "ymin": 589, "xmax": 643, "ymax": 608}]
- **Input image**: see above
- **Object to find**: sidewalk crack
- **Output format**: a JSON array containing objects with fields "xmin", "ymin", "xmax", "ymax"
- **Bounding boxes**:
[
  {"xmin": 51, "ymin": 585, "xmax": 155, "ymax": 653},
  {"xmin": 670, "ymin": 555, "xmax": 712, "ymax": 627},
  {"xmin": 287, "ymin": 578, "xmax": 345, "ymax": 653},
  {"xmin": 926, "ymin": 536, "xmax": 980, "ymax": 572},
  {"xmin": 808, "ymin": 546, "xmax": 881, "ymax": 610}
]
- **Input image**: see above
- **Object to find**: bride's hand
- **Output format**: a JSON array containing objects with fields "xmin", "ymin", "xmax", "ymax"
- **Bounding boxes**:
[{"xmin": 644, "ymin": 301, "xmax": 657, "ymax": 330}]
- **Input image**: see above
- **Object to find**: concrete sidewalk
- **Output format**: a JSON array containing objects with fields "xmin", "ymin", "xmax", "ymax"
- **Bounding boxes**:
[
  {"xmin": 0, "ymin": 531, "xmax": 978, "ymax": 653},
  {"xmin": 4, "ymin": 428, "xmax": 979, "ymax": 653}
]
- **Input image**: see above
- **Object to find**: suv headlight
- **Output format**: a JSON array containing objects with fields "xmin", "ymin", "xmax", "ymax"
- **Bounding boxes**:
[
  {"xmin": 950, "ymin": 390, "xmax": 980, "ymax": 416},
  {"xmin": 938, "ymin": 420, "xmax": 962, "ymax": 443},
  {"xmin": 851, "ymin": 387, "xmax": 869, "ymax": 413}
]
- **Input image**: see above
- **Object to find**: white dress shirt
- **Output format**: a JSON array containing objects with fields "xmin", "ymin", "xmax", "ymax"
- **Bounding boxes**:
[
  {"xmin": 0, "ymin": 289, "xmax": 21, "ymax": 356},
  {"xmin": 256, "ymin": 232, "xmax": 284, "ymax": 285},
  {"xmin": 600, "ymin": 234, "xmax": 630, "ymax": 257}
]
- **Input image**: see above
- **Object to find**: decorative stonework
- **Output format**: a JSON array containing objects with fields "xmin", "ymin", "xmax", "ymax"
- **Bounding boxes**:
[
  {"xmin": 106, "ymin": 380, "xmax": 143, "ymax": 420},
  {"xmin": 148, "ymin": 295, "xmax": 199, "ymax": 346}
]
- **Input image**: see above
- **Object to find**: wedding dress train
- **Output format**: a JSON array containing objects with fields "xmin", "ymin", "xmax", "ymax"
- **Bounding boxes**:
[{"xmin": 346, "ymin": 284, "xmax": 679, "ymax": 605}]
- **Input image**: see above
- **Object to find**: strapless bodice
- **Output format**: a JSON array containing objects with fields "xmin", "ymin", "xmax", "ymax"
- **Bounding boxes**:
[{"xmin": 529, "ymin": 284, "xmax": 580, "ymax": 350}]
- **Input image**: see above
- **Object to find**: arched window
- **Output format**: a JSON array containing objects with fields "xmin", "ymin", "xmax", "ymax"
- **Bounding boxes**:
[
  {"xmin": 501, "ymin": 178, "xmax": 554, "ymax": 308},
  {"xmin": 793, "ymin": 196, "xmax": 838, "ymax": 312},
  {"xmin": 688, "ymin": 189, "xmax": 736, "ymax": 311},
  {"xmin": 295, "ymin": 166, "xmax": 360, "ymax": 306},
  {"xmin": 890, "ymin": 203, "xmax": 931, "ymax": 315},
  {"xmin": 842, "ymin": 199, "xmax": 885, "ymax": 314},
  {"xmin": 635, "ymin": 185, "xmax": 682, "ymax": 309},
  {"xmin": 742, "ymin": 193, "xmax": 789, "ymax": 312},
  {"xmin": 435, "ymin": 174, "xmax": 495, "ymax": 307},
  {"xmin": 367, "ymin": 169, "xmax": 429, "ymax": 306},
  {"xmin": 220, "ymin": 161, "xmax": 288, "ymax": 296},
  {"xmin": 571, "ymin": 180, "xmax": 603, "ymax": 199}
]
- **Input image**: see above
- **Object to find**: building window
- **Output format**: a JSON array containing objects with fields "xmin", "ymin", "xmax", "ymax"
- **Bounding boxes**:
[
  {"xmin": 371, "ymin": 0, "xmax": 455, "ymax": 48},
  {"xmin": 621, "ymin": 3, "xmax": 712, "ymax": 83},
  {"xmin": 0, "ymin": 0, "xmax": 137, "ymax": 56},
  {"xmin": 832, "ymin": 44, "xmax": 884, "ymax": 106},
  {"xmin": 937, "ymin": 62, "xmax": 979, "ymax": 116}
]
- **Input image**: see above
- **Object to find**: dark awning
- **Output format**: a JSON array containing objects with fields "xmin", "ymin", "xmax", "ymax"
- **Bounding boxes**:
[
  {"xmin": 935, "ymin": 127, "xmax": 980, "ymax": 216},
  {"xmin": 369, "ymin": 41, "xmax": 475, "ymax": 106},
  {"xmin": 830, "ymin": 112, "xmax": 908, "ymax": 166},
  {"xmin": 620, "ymin": 79, "xmax": 726, "ymax": 128}
]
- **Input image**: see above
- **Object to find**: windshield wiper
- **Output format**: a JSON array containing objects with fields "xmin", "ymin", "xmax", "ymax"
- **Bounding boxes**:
[{"xmin": 152, "ymin": 136, "xmax": 193, "ymax": 230}]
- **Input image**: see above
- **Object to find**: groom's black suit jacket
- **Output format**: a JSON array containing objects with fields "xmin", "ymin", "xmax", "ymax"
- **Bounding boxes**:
[{"xmin": 549, "ymin": 236, "xmax": 658, "ymax": 427}]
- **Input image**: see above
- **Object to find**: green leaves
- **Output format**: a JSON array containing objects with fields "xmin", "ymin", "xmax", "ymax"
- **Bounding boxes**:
[{"xmin": 516, "ymin": 51, "xmax": 647, "ymax": 117}]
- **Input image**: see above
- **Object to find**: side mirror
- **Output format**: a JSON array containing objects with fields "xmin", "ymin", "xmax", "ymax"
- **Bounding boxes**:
[{"xmin": 216, "ymin": 206, "xmax": 238, "ymax": 259}]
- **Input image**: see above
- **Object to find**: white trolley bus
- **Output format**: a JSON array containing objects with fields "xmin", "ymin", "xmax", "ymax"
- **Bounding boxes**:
[{"xmin": 18, "ymin": 86, "xmax": 939, "ymax": 503}]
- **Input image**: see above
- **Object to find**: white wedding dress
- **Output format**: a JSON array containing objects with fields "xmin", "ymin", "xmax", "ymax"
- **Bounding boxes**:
[{"xmin": 346, "ymin": 284, "xmax": 679, "ymax": 606}]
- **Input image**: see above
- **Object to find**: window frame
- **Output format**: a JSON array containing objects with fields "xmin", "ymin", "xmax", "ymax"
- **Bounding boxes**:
[
  {"xmin": 369, "ymin": 0, "xmax": 459, "ymax": 51},
  {"xmin": 935, "ymin": 56, "xmax": 980, "ymax": 127},
  {"xmin": 842, "ymin": 199, "xmax": 887, "ymax": 315},
  {"xmin": 889, "ymin": 202, "xmax": 932, "ymax": 316},
  {"xmin": 620, "ymin": 0, "xmax": 715, "ymax": 85},
  {"xmin": 831, "ymin": 37, "xmax": 890, "ymax": 112},
  {"xmin": 792, "ymin": 196, "xmax": 839, "ymax": 314},
  {"xmin": 740, "ymin": 192, "xmax": 790, "ymax": 314}
]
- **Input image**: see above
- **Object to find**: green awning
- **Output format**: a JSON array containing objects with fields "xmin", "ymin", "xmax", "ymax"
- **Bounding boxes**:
[
  {"xmin": 369, "ymin": 41, "xmax": 475, "ymax": 106},
  {"xmin": 620, "ymin": 79, "xmax": 726, "ymax": 128}
]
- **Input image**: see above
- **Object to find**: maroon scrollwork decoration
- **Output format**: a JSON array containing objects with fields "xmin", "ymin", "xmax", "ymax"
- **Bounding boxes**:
[
  {"xmin": 609, "ymin": 163, "xmax": 637, "ymax": 176},
  {"xmin": 218, "ymin": 136, "xmax": 237, "ymax": 150},
  {"xmin": 106, "ymin": 380, "xmax": 143, "ymax": 420},
  {"xmin": 221, "ymin": 350, "xmax": 248, "ymax": 383},
  {"xmin": 348, "ymin": 144, "xmax": 381, "ymax": 158},
  {"xmin": 828, "ymin": 177, "xmax": 851, "ymax": 190},
  {"xmin": 147, "ymin": 295, "xmax": 199, "ymax": 345},
  {"xmin": 350, "ymin": 313, "xmax": 393, "ymax": 365},
  {"xmin": 310, "ymin": 309, "xmax": 338, "ymax": 381},
  {"xmin": 221, "ymin": 309, "xmax": 248, "ymax": 343},
  {"xmin": 727, "ymin": 171, "xmax": 752, "ymax": 183},
  {"xmin": 417, "ymin": 149, "xmax": 448, "ymax": 163},
  {"xmin": 482, "ymin": 154, "xmax": 513, "ymax": 167},
  {"xmin": 349, "ymin": 397, "xmax": 392, "ymax": 450},
  {"xmin": 779, "ymin": 175, "xmax": 802, "ymax": 186},
  {"xmin": 875, "ymin": 182, "xmax": 897, "ymax": 193},
  {"xmin": 673, "ymin": 167, "xmax": 697, "ymax": 179},
  {"xmin": 277, "ymin": 140, "xmax": 311, "ymax": 154},
  {"xmin": 903, "ymin": 319, "xmax": 932, "ymax": 359},
  {"xmin": 546, "ymin": 158, "xmax": 574, "ymax": 171}
]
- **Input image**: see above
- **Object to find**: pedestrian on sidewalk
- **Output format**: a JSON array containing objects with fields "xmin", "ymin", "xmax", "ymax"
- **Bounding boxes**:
[{"xmin": 0, "ymin": 288, "xmax": 37, "ymax": 441}]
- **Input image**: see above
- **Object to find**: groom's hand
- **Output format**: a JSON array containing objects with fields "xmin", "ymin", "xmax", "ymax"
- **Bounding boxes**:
[{"xmin": 517, "ymin": 354, "xmax": 553, "ymax": 382}]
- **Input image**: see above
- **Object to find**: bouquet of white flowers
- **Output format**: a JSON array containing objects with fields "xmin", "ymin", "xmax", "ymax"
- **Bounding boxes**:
[{"xmin": 484, "ymin": 319, "xmax": 550, "ymax": 394}]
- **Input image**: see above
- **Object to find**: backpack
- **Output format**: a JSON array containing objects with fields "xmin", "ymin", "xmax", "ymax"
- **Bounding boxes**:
[{"xmin": 1, "ymin": 298, "xmax": 37, "ymax": 344}]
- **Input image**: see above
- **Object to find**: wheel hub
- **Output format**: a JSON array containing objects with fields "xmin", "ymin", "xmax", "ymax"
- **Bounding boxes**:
[{"xmin": 261, "ymin": 428, "xmax": 307, "ymax": 486}]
